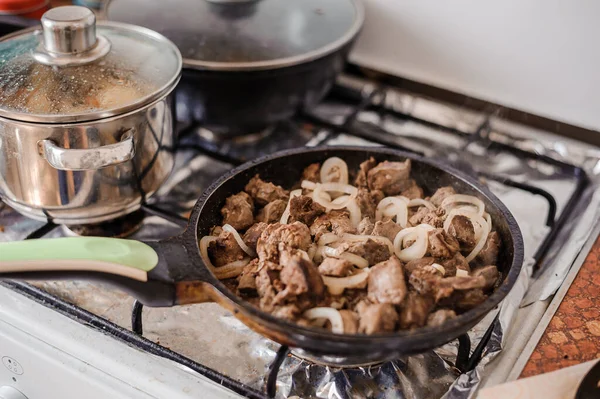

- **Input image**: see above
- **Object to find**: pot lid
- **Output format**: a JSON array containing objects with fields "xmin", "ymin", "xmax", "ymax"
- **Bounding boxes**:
[
  {"xmin": 105, "ymin": 0, "xmax": 364, "ymax": 71},
  {"xmin": 0, "ymin": 6, "xmax": 182, "ymax": 123}
]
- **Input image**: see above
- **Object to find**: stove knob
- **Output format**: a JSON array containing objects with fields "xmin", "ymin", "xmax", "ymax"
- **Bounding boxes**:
[{"xmin": 0, "ymin": 387, "xmax": 27, "ymax": 399}]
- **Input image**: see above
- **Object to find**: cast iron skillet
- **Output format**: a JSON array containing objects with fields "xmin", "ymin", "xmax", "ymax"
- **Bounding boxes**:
[{"xmin": 0, "ymin": 146, "xmax": 524, "ymax": 364}]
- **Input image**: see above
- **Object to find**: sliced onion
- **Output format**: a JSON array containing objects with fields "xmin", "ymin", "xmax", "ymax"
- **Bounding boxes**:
[
  {"xmin": 320, "ymin": 157, "xmax": 349, "ymax": 184},
  {"xmin": 343, "ymin": 198, "xmax": 361, "ymax": 227},
  {"xmin": 318, "ymin": 182, "xmax": 358, "ymax": 197},
  {"xmin": 303, "ymin": 307, "xmax": 345, "ymax": 334},
  {"xmin": 301, "ymin": 180, "xmax": 317, "ymax": 190},
  {"xmin": 199, "ymin": 236, "xmax": 218, "ymax": 269},
  {"xmin": 441, "ymin": 194, "xmax": 485, "ymax": 216},
  {"xmin": 341, "ymin": 233, "xmax": 395, "ymax": 254},
  {"xmin": 318, "ymin": 233, "xmax": 340, "ymax": 246},
  {"xmin": 340, "ymin": 252, "xmax": 369, "ymax": 268},
  {"xmin": 393, "ymin": 226, "xmax": 429, "ymax": 262},
  {"xmin": 407, "ymin": 198, "xmax": 435, "ymax": 210},
  {"xmin": 431, "ymin": 263, "xmax": 446, "ymax": 275},
  {"xmin": 322, "ymin": 269, "xmax": 370, "ymax": 295},
  {"xmin": 443, "ymin": 208, "xmax": 488, "ymax": 241},
  {"xmin": 376, "ymin": 197, "xmax": 409, "ymax": 227},
  {"xmin": 223, "ymin": 224, "xmax": 256, "ymax": 257},
  {"xmin": 464, "ymin": 215, "xmax": 491, "ymax": 263},
  {"xmin": 279, "ymin": 189, "xmax": 302, "ymax": 224},
  {"xmin": 213, "ymin": 258, "xmax": 251, "ymax": 279},
  {"xmin": 321, "ymin": 246, "xmax": 370, "ymax": 269},
  {"xmin": 313, "ymin": 184, "xmax": 352, "ymax": 210},
  {"xmin": 456, "ymin": 269, "xmax": 469, "ymax": 277}
]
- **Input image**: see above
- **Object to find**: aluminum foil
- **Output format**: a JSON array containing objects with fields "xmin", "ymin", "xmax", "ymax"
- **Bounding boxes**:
[{"xmin": 1, "ymin": 81, "xmax": 599, "ymax": 399}]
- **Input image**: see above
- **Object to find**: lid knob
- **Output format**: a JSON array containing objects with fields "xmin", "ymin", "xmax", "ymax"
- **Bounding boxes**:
[
  {"xmin": 33, "ymin": 6, "xmax": 111, "ymax": 66},
  {"xmin": 41, "ymin": 6, "xmax": 96, "ymax": 54}
]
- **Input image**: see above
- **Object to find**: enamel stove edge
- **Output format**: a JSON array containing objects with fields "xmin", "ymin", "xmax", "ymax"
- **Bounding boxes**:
[{"xmin": 0, "ymin": 285, "xmax": 242, "ymax": 399}]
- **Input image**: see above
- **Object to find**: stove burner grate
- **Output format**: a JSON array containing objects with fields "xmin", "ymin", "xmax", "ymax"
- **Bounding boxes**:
[{"xmin": 4, "ymin": 74, "xmax": 590, "ymax": 399}]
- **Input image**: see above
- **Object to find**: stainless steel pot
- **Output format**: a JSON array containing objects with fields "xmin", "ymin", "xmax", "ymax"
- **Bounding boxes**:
[{"xmin": 0, "ymin": 6, "xmax": 182, "ymax": 224}]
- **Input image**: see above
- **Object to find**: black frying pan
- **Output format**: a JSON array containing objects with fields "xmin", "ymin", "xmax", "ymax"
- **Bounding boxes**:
[{"xmin": 0, "ymin": 147, "xmax": 524, "ymax": 364}]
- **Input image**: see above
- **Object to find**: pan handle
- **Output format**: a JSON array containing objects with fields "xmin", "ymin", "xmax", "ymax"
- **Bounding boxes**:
[{"xmin": 0, "ymin": 237, "xmax": 181, "ymax": 306}]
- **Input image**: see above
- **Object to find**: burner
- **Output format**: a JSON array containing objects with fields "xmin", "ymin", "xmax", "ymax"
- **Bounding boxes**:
[
  {"xmin": 196, "ymin": 125, "xmax": 275, "ymax": 144},
  {"xmin": 62, "ymin": 210, "xmax": 145, "ymax": 238}
]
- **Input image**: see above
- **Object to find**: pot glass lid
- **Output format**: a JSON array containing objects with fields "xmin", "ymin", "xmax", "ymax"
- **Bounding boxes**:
[
  {"xmin": 0, "ymin": 6, "xmax": 182, "ymax": 123},
  {"xmin": 106, "ymin": 0, "xmax": 363, "ymax": 71}
]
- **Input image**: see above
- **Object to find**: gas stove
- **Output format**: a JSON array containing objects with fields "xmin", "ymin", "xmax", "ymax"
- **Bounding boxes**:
[{"xmin": 0, "ymin": 72, "xmax": 599, "ymax": 399}]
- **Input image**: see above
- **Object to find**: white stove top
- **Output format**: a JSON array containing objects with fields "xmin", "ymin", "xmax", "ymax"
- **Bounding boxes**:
[{"xmin": 0, "ymin": 285, "xmax": 241, "ymax": 399}]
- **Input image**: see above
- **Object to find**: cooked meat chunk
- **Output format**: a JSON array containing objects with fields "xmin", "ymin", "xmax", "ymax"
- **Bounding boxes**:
[
  {"xmin": 243, "ymin": 222, "xmax": 268, "ymax": 251},
  {"xmin": 318, "ymin": 257, "xmax": 354, "ymax": 277},
  {"xmin": 257, "ymin": 222, "xmax": 311, "ymax": 262},
  {"xmin": 404, "ymin": 257, "xmax": 435, "ymax": 277},
  {"xmin": 474, "ymin": 231, "xmax": 500, "ymax": 267},
  {"xmin": 367, "ymin": 160, "xmax": 413, "ymax": 196},
  {"xmin": 368, "ymin": 256, "xmax": 407, "ymax": 304},
  {"xmin": 400, "ymin": 179, "xmax": 424, "ymax": 199},
  {"xmin": 454, "ymin": 289, "xmax": 488, "ymax": 310},
  {"xmin": 301, "ymin": 163, "xmax": 320, "ymax": 183},
  {"xmin": 440, "ymin": 253, "xmax": 470, "ymax": 276},
  {"xmin": 208, "ymin": 231, "xmax": 245, "ymax": 267},
  {"xmin": 256, "ymin": 199, "xmax": 286, "ymax": 223},
  {"xmin": 310, "ymin": 210, "xmax": 356, "ymax": 241},
  {"xmin": 272, "ymin": 305, "xmax": 301, "ymax": 321},
  {"xmin": 430, "ymin": 186, "xmax": 456, "ymax": 207},
  {"xmin": 356, "ymin": 188, "xmax": 378, "ymax": 219},
  {"xmin": 245, "ymin": 174, "xmax": 289, "ymax": 206},
  {"xmin": 447, "ymin": 215, "xmax": 476, "ymax": 251},
  {"xmin": 357, "ymin": 217, "xmax": 374, "ymax": 235},
  {"xmin": 237, "ymin": 259, "xmax": 260, "ymax": 295},
  {"xmin": 346, "ymin": 238, "xmax": 391, "ymax": 266},
  {"xmin": 409, "ymin": 266, "xmax": 444, "ymax": 296},
  {"xmin": 409, "ymin": 266, "xmax": 485, "ymax": 302},
  {"xmin": 354, "ymin": 157, "xmax": 377, "ymax": 188},
  {"xmin": 289, "ymin": 195, "xmax": 325, "ymax": 225},
  {"xmin": 221, "ymin": 192, "xmax": 254, "ymax": 230},
  {"xmin": 339, "ymin": 310, "xmax": 359, "ymax": 334},
  {"xmin": 356, "ymin": 302, "xmax": 398, "ymax": 334},
  {"xmin": 371, "ymin": 189, "xmax": 385, "ymax": 205},
  {"xmin": 398, "ymin": 291, "xmax": 435, "ymax": 329},
  {"xmin": 428, "ymin": 228, "xmax": 460, "ymax": 258},
  {"xmin": 426, "ymin": 309, "xmax": 457, "ymax": 327},
  {"xmin": 472, "ymin": 265, "xmax": 500, "ymax": 290},
  {"xmin": 210, "ymin": 225, "xmax": 223, "ymax": 236},
  {"xmin": 255, "ymin": 261, "xmax": 283, "ymax": 311},
  {"xmin": 372, "ymin": 219, "xmax": 402, "ymax": 242},
  {"xmin": 409, "ymin": 206, "xmax": 444, "ymax": 228},
  {"xmin": 278, "ymin": 248, "xmax": 325, "ymax": 308}
]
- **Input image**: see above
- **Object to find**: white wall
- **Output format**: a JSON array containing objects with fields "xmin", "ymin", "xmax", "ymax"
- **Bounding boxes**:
[{"xmin": 350, "ymin": 0, "xmax": 600, "ymax": 131}]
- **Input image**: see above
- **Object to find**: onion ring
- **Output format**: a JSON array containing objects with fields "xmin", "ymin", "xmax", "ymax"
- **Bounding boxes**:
[
  {"xmin": 222, "ymin": 224, "xmax": 256, "ymax": 257},
  {"xmin": 199, "ymin": 236, "xmax": 218, "ymax": 269},
  {"xmin": 393, "ymin": 226, "xmax": 429, "ymax": 262},
  {"xmin": 320, "ymin": 157, "xmax": 349, "ymax": 185},
  {"xmin": 376, "ymin": 197, "xmax": 409, "ymax": 227},
  {"xmin": 303, "ymin": 307, "xmax": 345, "ymax": 334},
  {"xmin": 322, "ymin": 269, "xmax": 370, "ymax": 295},
  {"xmin": 213, "ymin": 258, "xmax": 251, "ymax": 279},
  {"xmin": 441, "ymin": 194, "xmax": 485, "ymax": 216},
  {"xmin": 407, "ymin": 198, "xmax": 435, "ymax": 210},
  {"xmin": 279, "ymin": 189, "xmax": 302, "ymax": 224},
  {"xmin": 321, "ymin": 246, "xmax": 369, "ymax": 268}
]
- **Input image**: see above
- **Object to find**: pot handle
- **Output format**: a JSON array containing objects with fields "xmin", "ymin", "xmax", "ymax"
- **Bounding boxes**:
[{"xmin": 39, "ymin": 128, "xmax": 135, "ymax": 171}]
